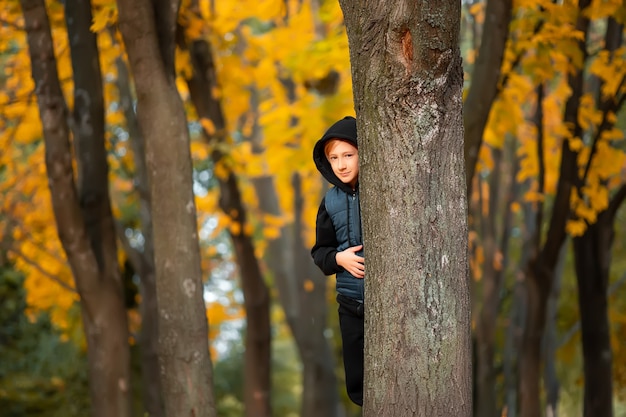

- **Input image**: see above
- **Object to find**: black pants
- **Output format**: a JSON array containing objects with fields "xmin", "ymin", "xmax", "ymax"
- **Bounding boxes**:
[{"xmin": 337, "ymin": 294, "xmax": 364, "ymax": 406}]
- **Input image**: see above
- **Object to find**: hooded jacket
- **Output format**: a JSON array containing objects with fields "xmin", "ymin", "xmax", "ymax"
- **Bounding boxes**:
[{"xmin": 311, "ymin": 116, "xmax": 364, "ymax": 302}]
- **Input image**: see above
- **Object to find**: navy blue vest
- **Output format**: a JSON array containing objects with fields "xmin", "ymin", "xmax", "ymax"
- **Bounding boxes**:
[{"xmin": 325, "ymin": 186, "xmax": 364, "ymax": 302}]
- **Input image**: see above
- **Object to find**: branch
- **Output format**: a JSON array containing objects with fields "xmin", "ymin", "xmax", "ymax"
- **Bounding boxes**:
[
  {"xmin": 0, "ymin": 18, "xmax": 24, "ymax": 30},
  {"xmin": 607, "ymin": 184, "xmax": 626, "ymax": 219},
  {"xmin": 581, "ymin": 75, "xmax": 626, "ymax": 184},
  {"xmin": 499, "ymin": 1, "xmax": 557, "ymax": 91},
  {"xmin": 533, "ymin": 84, "xmax": 546, "ymax": 249},
  {"xmin": 6, "ymin": 215, "xmax": 69, "ymax": 267},
  {"xmin": 5, "ymin": 245, "xmax": 76, "ymax": 293}
]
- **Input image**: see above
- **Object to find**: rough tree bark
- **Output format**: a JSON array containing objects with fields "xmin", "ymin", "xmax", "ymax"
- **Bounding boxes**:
[
  {"xmin": 338, "ymin": 1, "xmax": 471, "ymax": 415},
  {"xmin": 21, "ymin": 0, "xmax": 132, "ymax": 416},
  {"xmin": 116, "ymin": 1, "xmax": 216, "ymax": 416}
]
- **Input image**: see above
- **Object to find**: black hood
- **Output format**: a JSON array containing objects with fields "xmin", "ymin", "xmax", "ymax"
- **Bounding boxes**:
[{"xmin": 313, "ymin": 116, "xmax": 358, "ymax": 192}]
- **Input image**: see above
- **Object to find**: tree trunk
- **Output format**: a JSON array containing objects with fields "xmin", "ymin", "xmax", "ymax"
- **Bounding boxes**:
[
  {"xmin": 246, "ymin": 45, "xmax": 339, "ymax": 417},
  {"xmin": 518, "ymin": 3, "xmax": 590, "ymax": 416},
  {"xmin": 570, "ymin": 16, "xmax": 625, "ymax": 417},
  {"xmin": 21, "ymin": 1, "xmax": 132, "ymax": 416},
  {"xmin": 115, "ymin": 54, "xmax": 164, "ymax": 417},
  {"xmin": 475, "ymin": 139, "xmax": 518, "ymax": 417},
  {"xmin": 542, "ymin": 251, "xmax": 564, "ymax": 417},
  {"xmin": 463, "ymin": 0, "xmax": 513, "ymax": 194},
  {"xmin": 292, "ymin": 174, "xmax": 341, "ymax": 417},
  {"xmin": 116, "ymin": 1, "xmax": 216, "ymax": 416},
  {"xmin": 339, "ymin": 1, "xmax": 471, "ymax": 415},
  {"xmin": 183, "ymin": 37, "xmax": 271, "ymax": 417},
  {"xmin": 253, "ymin": 175, "xmax": 339, "ymax": 417},
  {"xmin": 503, "ymin": 276, "xmax": 525, "ymax": 417},
  {"xmin": 572, "ymin": 187, "xmax": 626, "ymax": 417},
  {"xmin": 520, "ymin": 259, "xmax": 552, "ymax": 417}
]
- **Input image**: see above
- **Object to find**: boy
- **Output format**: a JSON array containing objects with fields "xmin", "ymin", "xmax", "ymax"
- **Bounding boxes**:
[{"xmin": 311, "ymin": 116, "xmax": 364, "ymax": 406}]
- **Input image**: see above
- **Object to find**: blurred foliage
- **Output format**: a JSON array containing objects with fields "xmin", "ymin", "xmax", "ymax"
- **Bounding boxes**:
[
  {"xmin": 0, "ymin": 262, "xmax": 310, "ymax": 416},
  {"xmin": 1, "ymin": 0, "xmax": 626, "ymax": 415},
  {"xmin": 0, "ymin": 266, "xmax": 91, "ymax": 417},
  {"xmin": 206, "ymin": 321, "xmax": 303, "ymax": 417}
]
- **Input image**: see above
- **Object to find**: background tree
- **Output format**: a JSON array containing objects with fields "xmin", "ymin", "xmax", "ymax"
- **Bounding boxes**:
[
  {"xmin": 176, "ymin": 2, "xmax": 350, "ymax": 415},
  {"xmin": 463, "ymin": 0, "xmax": 513, "ymax": 195},
  {"xmin": 115, "ymin": 0, "xmax": 217, "ymax": 416},
  {"xmin": 20, "ymin": 1, "xmax": 132, "ymax": 416},
  {"xmin": 182, "ymin": 32, "xmax": 272, "ymax": 417},
  {"xmin": 113, "ymin": 52, "xmax": 164, "ymax": 417},
  {"xmin": 570, "ymin": 12, "xmax": 625, "ymax": 417},
  {"xmin": 3, "ymin": 1, "xmax": 626, "ymax": 416},
  {"xmin": 461, "ymin": 2, "xmax": 514, "ymax": 416},
  {"xmin": 338, "ymin": 0, "xmax": 472, "ymax": 415},
  {"xmin": 465, "ymin": 1, "xmax": 626, "ymax": 416}
]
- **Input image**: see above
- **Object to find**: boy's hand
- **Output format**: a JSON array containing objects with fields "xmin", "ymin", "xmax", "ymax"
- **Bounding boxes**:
[{"xmin": 336, "ymin": 245, "xmax": 365, "ymax": 278}]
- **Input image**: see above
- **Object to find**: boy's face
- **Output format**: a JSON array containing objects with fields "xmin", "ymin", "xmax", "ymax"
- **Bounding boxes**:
[{"xmin": 326, "ymin": 139, "xmax": 359, "ymax": 188}]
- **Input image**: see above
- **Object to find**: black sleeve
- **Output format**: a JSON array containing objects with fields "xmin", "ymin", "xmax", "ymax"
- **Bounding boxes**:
[{"xmin": 311, "ymin": 197, "xmax": 342, "ymax": 275}]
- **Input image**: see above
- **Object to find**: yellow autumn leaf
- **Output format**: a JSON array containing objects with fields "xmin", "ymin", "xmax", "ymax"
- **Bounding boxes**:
[
  {"xmin": 568, "ymin": 136, "xmax": 585, "ymax": 152},
  {"xmin": 601, "ymin": 127, "xmax": 624, "ymax": 142},
  {"xmin": 566, "ymin": 219, "xmax": 587, "ymax": 237},
  {"xmin": 469, "ymin": 2, "xmax": 484, "ymax": 24},
  {"xmin": 229, "ymin": 221, "xmax": 241, "ymax": 236},
  {"xmin": 583, "ymin": 0, "xmax": 623, "ymax": 20},
  {"xmin": 190, "ymin": 140, "xmax": 209, "ymax": 160},
  {"xmin": 470, "ymin": 245, "xmax": 484, "ymax": 282},
  {"xmin": 200, "ymin": 117, "xmax": 216, "ymax": 136},
  {"xmin": 106, "ymin": 109, "xmax": 125, "ymax": 126},
  {"xmin": 575, "ymin": 202, "xmax": 597, "ymax": 223},
  {"xmin": 523, "ymin": 190, "xmax": 545, "ymax": 203},
  {"xmin": 263, "ymin": 226, "xmax": 281, "ymax": 240},
  {"xmin": 213, "ymin": 160, "xmax": 230, "ymax": 180},
  {"xmin": 578, "ymin": 93, "xmax": 603, "ymax": 129}
]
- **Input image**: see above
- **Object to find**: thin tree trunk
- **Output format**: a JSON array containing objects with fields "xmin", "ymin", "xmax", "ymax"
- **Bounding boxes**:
[
  {"xmin": 463, "ymin": 0, "xmax": 513, "ymax": 194},
  {"xmin": 339, "ymin": 1, "xmax": 471, "ymax": 415},
  {"xmin": 519, "ymin": 4, "xmax": 590, "ymax": 415},
  {"xmin": 253, "ymin": 174, "xmax": 339, "ymax": 417},
  {"xmin": 475, "ymin": 137, "xmax": 518, "ymax": 417},
  {"xmin": 22, "ymin": 1, "xmax": 132, "ymax": 416},
  {"xmin": 520, "ymin": 84, "xmax": 551, "ymax": 417},
  {"xmin": 573, "ymin": 187, "xmax": 626, "ymax": 417},
  {"xmin": 245, "ymin": 34, "xmax": 339, "ymax": 413},
  {"xmin": 503, "ymin": 276, "xmax": 525, "ymax": 417},
  {"xmin": 182, "ymin": 36, "xmax": 271, "ymax": 417},
  {"xmin": 570, "ymin": 16, "xmax": 625, "ymax": 417},
  {"xmin": 116, "ymin": 1, "xmax": 216, "ymax": 416},
  {"xmin": 543, "ymin": 244, "xmax": 567, "ymax": 417},
  {"xmin": 292, "ymin": 173, "xmax": 340, "ymax": 417},
  {"xmin": 115, "ymin": 54, "xmax": 164, "ymax": 417}
]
